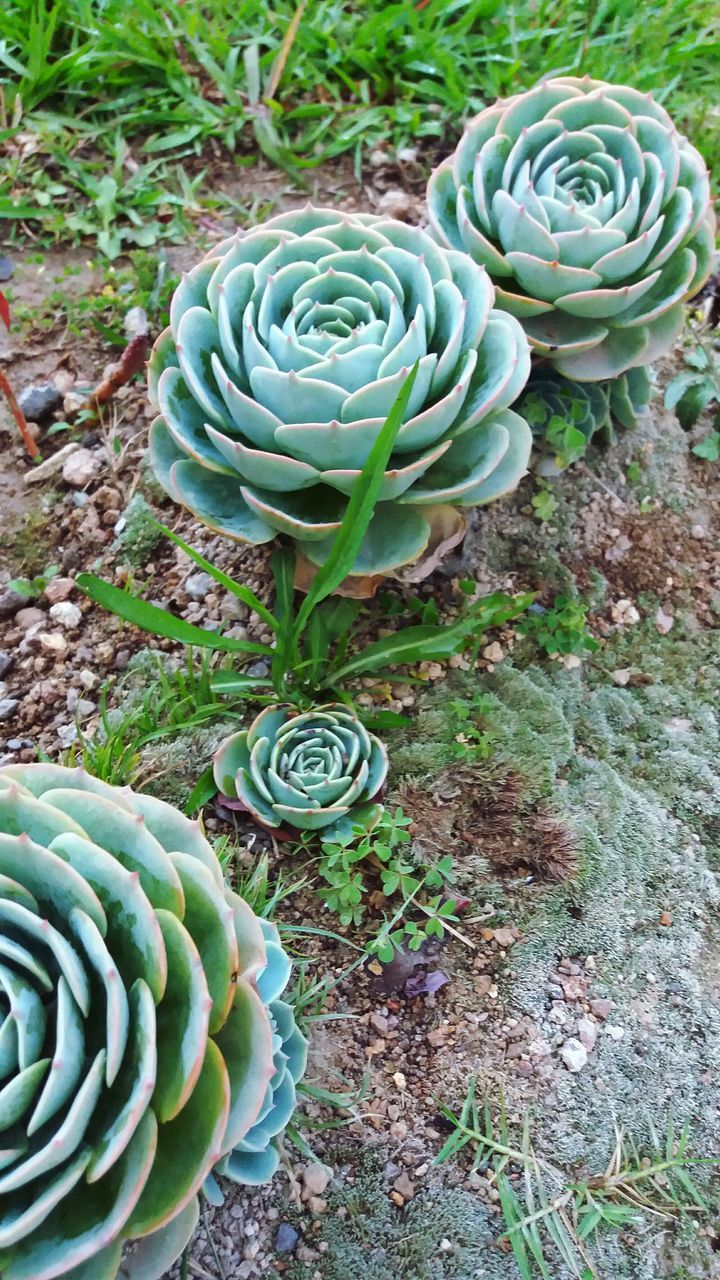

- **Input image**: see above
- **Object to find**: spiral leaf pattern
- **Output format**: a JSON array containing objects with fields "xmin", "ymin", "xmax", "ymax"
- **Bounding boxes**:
[
  {"xmin": 148, "ymin": 206, "xmax": 533, "ymax": 577},
  {"xmin": 427, "ymin": 77, "xmax": 715, "ymax": 381},
  {"xmin": 0, "ymin": 764, "xmax": 304, "ymax": 1280},
  {"xmin": 214, "ymin": 703, "xmax": 387, "ymax": 838}
]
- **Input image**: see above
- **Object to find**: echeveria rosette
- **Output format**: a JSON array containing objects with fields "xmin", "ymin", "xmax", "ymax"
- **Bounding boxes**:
[
  {"xmin": 0, "ymin": 763, "xmax": 300, "ymax": 1280},
  {"xmin": 427, "ymin": 77, "xmax": 715, "ymax": 381},
  {"xmin": 208, "ymin": 920, "xmax": 308, "ymax": 1192},
  {"xmin": 214, "ymin": 704, "xmax": 387, "ymax": 839},
  {"xmin": 147, "ymin": 206, "xmax": 533, "ymax": 579}
]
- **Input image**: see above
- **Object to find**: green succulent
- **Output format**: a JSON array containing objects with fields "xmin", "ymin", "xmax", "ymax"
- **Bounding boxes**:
[
  {"xmin": 214, "ymin": 703, "xmax": 387, "ymax": 839},
  {"xmin": 147, "ymin": 205, "xmax": 533, "ymax": 579},
  {"xmin": 207, "ymin": 920, "xmax": 307, "ymax": 1190},
  {"xmin": 520, "ymin": 365, "xmax": 653, "ymax": 469},
  {"xmin": 0, "ymin": 763, "xmax": 304, "ymax": 1280},
  {"xmin": 427, "ymin": 77, "xmax": 715, "ymax": 381}
]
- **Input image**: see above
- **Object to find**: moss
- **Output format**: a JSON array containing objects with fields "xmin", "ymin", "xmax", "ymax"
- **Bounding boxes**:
[
  {"xmin": 114, "ymin": 492, "xmax": 165, "ymax": 568},
  {"xmin": 284, "ymin": 1148, "xmax": 510, "ymax": 1280}
]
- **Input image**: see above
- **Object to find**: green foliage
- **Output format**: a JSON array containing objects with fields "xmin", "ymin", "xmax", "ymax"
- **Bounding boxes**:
[
  {"xmin": 7, "ymin": 563, "xmax": 59, "ymax": 599},
  {"xmin": 1, "ymin": 0, "xmax": 717, "ymax": 252},
  {"xmin": 62, "ymin": 650, "xmax": 243, "ymax": 787},
  {"xmin": 436, "ymin": 1082, "xmax": 716, "ymax": 1280},
  {"xmin": 531, "ymin": 485, "xmax": 559, "ymax": 524},
  {"xmin": 519, "ymin": 596, "xmax": 599, "ymax": 659},
  {"xmin": 661, "ymin": 332, "xmax": 717, "ymax": 432},
  {"xmin": 0, "ymin": 762, "xmax": 304, "ymax": 1277},
  {"xmin": 448, "ymin": 697, "xmax": 496, "ymax": 762},
  {"xmin": 113, "ymin": 492, "xmax": 165, "ymax": 568},
  {"xmin": 308, "ymin": 806, "xmax": 462, "ymax": 958},
  {"xmin": 692, "ymin": 430, "xmax": 720, "ymax": 460}
]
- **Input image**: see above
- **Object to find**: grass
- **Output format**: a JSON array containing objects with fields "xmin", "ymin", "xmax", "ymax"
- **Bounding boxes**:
[
  {"xmin": 1, "ymin": 0, "xmax": 718, "ymax": 255},
  {"xmin": 436, "ymin": 1081, "xmax": 717, "ymax": 1280}
]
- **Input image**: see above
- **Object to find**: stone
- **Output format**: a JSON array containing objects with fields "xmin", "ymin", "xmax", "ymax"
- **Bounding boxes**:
[
  {"xmin": 611, "ymin": 668, "xmax": 631, "ymax": 686},
  {"xmin": 184, "ymin": 571, "xmax": 214, "ymax": 600},
  {"xmin": 25, "ymin": 442, "xmax": 81, "ymax": 485},
  {"xmin": 302, "ymin": 1164, "xmax": 331, "ymax": 1197},
  {"xmin": 493, "ymin": 926, "xmax": 515, "ymax": 948},
  {"xmin": 15, "ymin": 607, "xmax": 45, "ymax": 630},
  {"xmin": 577, "ymin": 1017, "xmax": 598, "ymax": 1052},
  {"xmin": 655, "ymin": 606, "xmax": 674, "ymax": 635},
  {"xmin": 392, "ymin": 1171, "xmax": 416, "ymax": 1200},
  {"xmin": 589, "ymin": 998, "xmax": 613, "ymax": 1020},
  {"xmin": 370, "ymin": 1012, "xmax": 389, "ymax": 1035},
  {"xmin": 0, "ymin": 590, "xmax": 25, "ymax": 620},
  {"xmin": 17, "ymin": 382, "xmax": 62, "ymax": 422},
  {"xmin": 44, "ymin": 577, "xmax": 75, "ymax": 604},
  {"xmin": 482, "ymin": 641, "xmax": 505, "ymax": 664},
  {"xmin": 275, "ymin": 1223, "xmax": 299, "ymax": 1254},
  {"xmin": 376, "ymin": 188, "xmax": 412, "ymax": 218},
  {"xmin": 124, "ymin": 306, "xmax": 148, "ymax": 337},
  {"xmin": 0, "ymin": 699, "xmax": 19, "ymax": 722},
  {"xmin": 38, "ymin": 632, "xmax": 69, "ymax": 658},
  {"xmin": 49, "ymin": 602, "xmax": 82, "ymax": 630},
  {"xmin": 79, "ymin": 668, "xmax": 99, "ymax": 690},
  {"xmin": 560, "ymin": 1038, "xmax": 587, "ymax": 1073},
  {"xmin": 559, "ymin": 973, "xmax": 587, "ymax": 1001},
  {"xmin": 0, "ymin": 653, "xmax": 13, "ymax": 679},
  {"xmin": 62, "ymin": 447, "xmax": 101, "ymax": 488}
]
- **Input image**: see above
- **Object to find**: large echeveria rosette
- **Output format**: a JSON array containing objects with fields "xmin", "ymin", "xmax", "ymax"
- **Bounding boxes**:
[
  {"xmin": 0, "ymin": 763, "xmax": 304, "ymax": 1280},
  {"xmin": 147, "ymin": 206, "xmax": 533, "ymax": 578},
  {"xmin": 427, "ymin": 77, "xmax": 715, "ymax": 381},
  {"xmin": 214, "ymin": 704, "xmax": 387, "ymax": 839}
]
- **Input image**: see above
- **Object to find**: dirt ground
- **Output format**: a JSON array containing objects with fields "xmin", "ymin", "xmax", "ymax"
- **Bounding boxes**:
[{"xmin": 1, "ymin": 167, "xmax": 719, "ymax": 1280}]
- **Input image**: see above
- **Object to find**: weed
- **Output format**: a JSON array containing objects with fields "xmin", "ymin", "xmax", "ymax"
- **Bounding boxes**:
[
  {"xmin": 436, "ymin": 1083, "xmax": 717, "ymax": 1280},
  {"xmin": 7, "ymin": 563, "xmax": 60, "ymax": 599},
  {"xmin": 303, "ymin": 805, "xmax": 464, "ymax": 960},
  {"xmin": 665, "ymin": 324, "xmax": 720, "ymax": 466},
  {"xmin": 531, "ymin": 485, "xmax": 559, "ymax": 524},
  {"xmin": 61, "ymin": 649, "xmax": 243, "ymax": 786},
  {"xmin": 518, "ymin": 596, "xmax": 599, "ymax": 660},
  {"xmin": 79, "ymin": 373, "xmax": 531, "ymax": 705}
]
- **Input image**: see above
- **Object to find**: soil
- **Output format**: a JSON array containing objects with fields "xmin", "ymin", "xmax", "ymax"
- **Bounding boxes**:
[{"xmin": 1, "ymin": 172, "xmax": 719, "ymax": 1280}]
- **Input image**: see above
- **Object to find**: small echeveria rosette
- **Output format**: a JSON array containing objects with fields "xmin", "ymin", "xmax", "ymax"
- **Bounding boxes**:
[
  {"xmin": 214, "ymin": 704, "xmax": 388, "ymax": 840},
  {"xmin": 520, "ymin": 365, "xmax": 653, "ymax": 471},
  {"xmin": 147, "ymin": 205, "xmax": 533, "ymax": 580},
  {"xmin": 427, "ymin": 77, "xmax": 715, "ymax": 381},
  {"xmin": 0, "ymin": 763, "xmax": 303, "ymax": 1280}
]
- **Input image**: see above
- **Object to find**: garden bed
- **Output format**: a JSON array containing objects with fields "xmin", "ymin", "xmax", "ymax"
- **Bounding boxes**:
[{"xmin": 1, "ymin": 157, "xmax": 719, "ymax": 1280}]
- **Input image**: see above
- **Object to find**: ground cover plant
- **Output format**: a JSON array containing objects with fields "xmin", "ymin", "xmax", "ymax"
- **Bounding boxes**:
[{"xmin": 0, "ymin": 5, "xmax": 719, "ymax": 1279}]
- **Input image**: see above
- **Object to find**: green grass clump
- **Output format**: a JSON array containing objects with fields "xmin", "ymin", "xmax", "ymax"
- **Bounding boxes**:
[{"xmin": 1, "ymin": 0, "xmax": 718, "ymax": 252}]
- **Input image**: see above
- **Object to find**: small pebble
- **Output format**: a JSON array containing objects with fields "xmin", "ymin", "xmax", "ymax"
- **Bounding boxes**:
[
  {"xmin": 560, "ymin": 1038, "xmax": 588, "ymax": 1073},
  {"xmin": 275, "ymin": 1223, "xmax": 299, "ymax": 1253}
]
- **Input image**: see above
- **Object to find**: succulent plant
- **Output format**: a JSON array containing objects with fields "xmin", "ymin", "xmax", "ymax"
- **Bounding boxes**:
[
  {"xmin": 0, "ymin": 762, "xmax": 304, "ymax": 1280},
  {"xmin": 427, "ymin": 77, "xmax": 715, "ymax": 381},
  {"xmin": 214, "ymin": 703, "xmax": 387, "ymax": 838},
  {"xmin": 147, "ymin": 205, "xmax": 533, "ymax": 579},
  {"xmin": 520, "ymin": 364, "xmax": 653, "ymax": 469},
  {"xmin": 208, "ymin": 920, "xmax": 307, "ymax": 1191}
]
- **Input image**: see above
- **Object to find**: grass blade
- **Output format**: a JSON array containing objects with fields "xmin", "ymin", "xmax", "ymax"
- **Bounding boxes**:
[
  {"xmin": 292, "ymin": 363, "xmax": 417, "ymax": 638},
  {"xmin": 76, "ymin": 573, "xmax": 272, "ymax": 656}
]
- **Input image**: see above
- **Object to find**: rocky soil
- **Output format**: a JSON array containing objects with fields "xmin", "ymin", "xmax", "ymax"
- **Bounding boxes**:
[{"xmin": 1, "ymin": 166, "xmax": 719, "ymax": 1280}]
